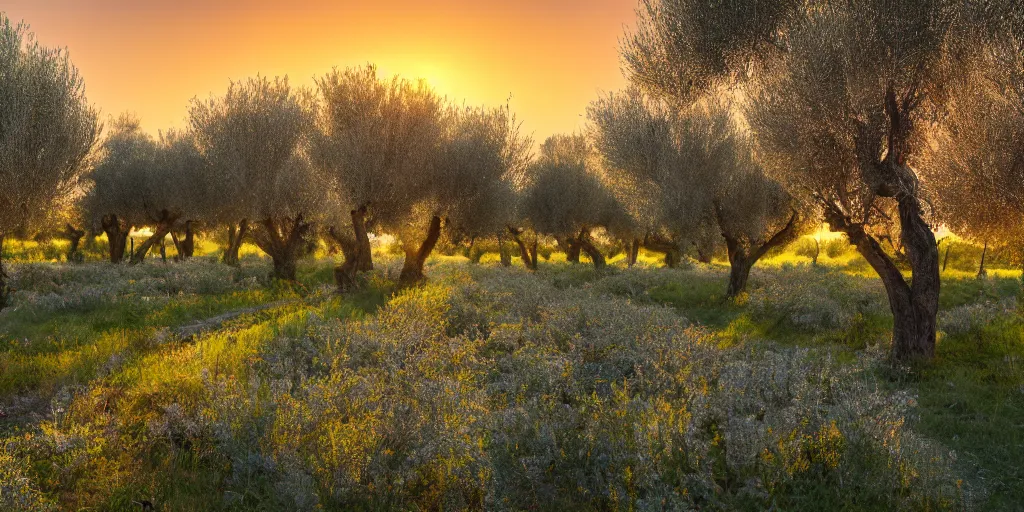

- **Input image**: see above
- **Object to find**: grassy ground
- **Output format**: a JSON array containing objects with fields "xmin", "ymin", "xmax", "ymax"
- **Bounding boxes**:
[{"xmin": 0, "ymin": 237, "xmax": 1021, "ymax": 510}]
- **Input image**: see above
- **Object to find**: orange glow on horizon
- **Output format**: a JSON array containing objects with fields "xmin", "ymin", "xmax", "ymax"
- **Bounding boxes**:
[{"xmin": 3, "ymin": 0, "xmax": 636, "ymax": 141}]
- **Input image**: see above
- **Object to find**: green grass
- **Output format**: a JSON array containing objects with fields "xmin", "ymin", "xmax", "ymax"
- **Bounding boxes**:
[
  {"xmin": 916, "ymin": 316, "xmax": 1024, "ymax": 509},
  {"xmin": 2, "ymin": 241, "xmax": 1023, "ymax": 510},
  {"xmin": 0, "ymin": 291, "xmax": 289, "ymax": 393}
]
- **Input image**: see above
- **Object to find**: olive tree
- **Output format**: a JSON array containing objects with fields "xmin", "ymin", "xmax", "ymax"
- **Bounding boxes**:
[
  {"xmin": 624, "ymin": 0, "xmax": 1001, "ymax": 360},
  {"xmin": 311, "ymin": 65, "xmax": 446, "ymax": 288},
  {"xmin": 154, "ymin": 129, "xmax": 214, "ymax": 261},
  {"xmin": 84, "ymin": 115, "xmax": 153, "ymax": 263},
  {"xmin": 191, "ymin": 76, "xmax": 324, "ymax": 280},
  {"xmin": 926, "ymin": 30, "xmax": 1024, "ymax": 277},
  {"xmin": 398, "ymin": 104, "xmax": 530, "ymax": 281},
  {"xmin": 0, "ymin": 16, "xmax": 98, "ymax": 307},
  {"xmin": 589, "ymin": 88, "xmax": 713, "ymax": 268},
  {"xmin": 521, "ymin": 134, "xmax": 625, "ymax": 269},
  {"xmin": 86, "ymin": 117, "xmax": 204, "ymax": 264},
  {"xmin": 590, "ymin": 88, "xmax": 801, "ymax": 295}
]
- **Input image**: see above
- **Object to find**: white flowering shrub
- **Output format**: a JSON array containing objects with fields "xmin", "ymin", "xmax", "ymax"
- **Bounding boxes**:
[
  {"xmin": 747, "ymin": 266, "xmax": 888, "ymax": 331},
  {"xmin": 0, "ymin": 262, "xmax": 976, "ymax": 510},
  {"xmin": 3, "ymin": 259, "xmax": 269, "ymax": 316},
  {"xmin": 151, "ymin": 266, "xmax": 965, "ymax": 509},
  {"xmin": 938, "ymin": 297, "xmax": 1019, "ymax": 336},
  {"xmin": 0, "ymin": 451, "xmax": 55, "ymax": 511}
]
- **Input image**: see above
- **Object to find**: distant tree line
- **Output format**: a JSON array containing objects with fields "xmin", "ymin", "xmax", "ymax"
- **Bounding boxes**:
[{"xmin": 4, "ymin": 2, "xmax": 1024, "ymax": 363}]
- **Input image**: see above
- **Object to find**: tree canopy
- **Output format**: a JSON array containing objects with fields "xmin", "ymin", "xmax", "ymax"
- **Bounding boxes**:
[
  {"xmin": 191, "ymin": 76, "xmax": 325, "ymax": 279},
  {"xmin": 0, "ymin": 15, "xmax": 98, "ymax": 306}
]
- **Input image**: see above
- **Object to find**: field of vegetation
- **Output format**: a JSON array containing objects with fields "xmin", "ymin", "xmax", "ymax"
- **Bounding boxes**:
[
  {"xmin": 6, "ymin": 0, "xmax": 1024, "ymax": 509},
  {"xmin": 1, "ymin": 239, "xmax": 1021, "ymax": 511}
]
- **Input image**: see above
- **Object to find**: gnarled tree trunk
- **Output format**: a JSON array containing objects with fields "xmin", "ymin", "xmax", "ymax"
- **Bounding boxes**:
[
  {"xmin": 101, "ymin": 214, "xmax": 130, "ymax": 263},
  {"xmin": 0, "ymin": 234, "xmax": 9, "ymax": 311},
  {"xmin": 576, "ymin": 228, "xmax": 605, "ymax": 269},
  {"xmin": 977, "ymin": 240, "xmax": 988, "ymax": 279},
  {"xmin": 332, "ymin": 206, "xmax": 375, "ymax": 292},
  {"xmin": 223, "ymin": 219, "xmax": 249, "ymax": 266},
  {"xmin": 497, "ymin": 231, "xmax": 512, "ymax": 267},
  {"xmin": 352, "ymin": 204, "xmax": 373, "ymax": 272},
  {"xmin": 171, "ymin": 220, "xmax": 196, "ymax": 261},
  {"xmin": 399, "ymin": 215, "xmax": 443, "ymax": 285},
  {"xmin": 723, "ymin": 211, "xmax": 799, "ymax": 298},
  {"xmin": 841, "ymin": 87, "xmax": 940, "ymax": 362},
  {"xmin": 62, "ymin": 224, "xmax": 86, "ymax": 263},
  {"xmin": 627, "ymin": 238, "xmax": 641, "ymax": 268},
  {"xmin": 509, "ymin": 227, "xmax": 538, "ymax": 270},
  {"xmin": 643, "ymin": 235, "xmax": 680, "ymax": 268},
  {"xmin": 825, "ymin": 195, "xmax": 938, "ymax": 362},
  {"xmin": 252, "ymin": 215, "xmax": 311, "ymax": 281},
  {"xmin": 130, "ymin": 210, "xmax": 180, "ymax": 265},
  {"xmin": 566, "ymin": 238, "xmax": 582, "ymax": 263}
]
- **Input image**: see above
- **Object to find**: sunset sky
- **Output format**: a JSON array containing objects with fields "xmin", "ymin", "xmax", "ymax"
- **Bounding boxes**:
[{"xmin": 4, "ymin": 0, "xmax": 636, "ymax": 140}]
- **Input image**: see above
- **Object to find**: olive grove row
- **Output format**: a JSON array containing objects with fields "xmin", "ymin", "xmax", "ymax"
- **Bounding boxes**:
[{"xmin": 4, "ymin": 1, "xmax": 1024, "ymax": 363}]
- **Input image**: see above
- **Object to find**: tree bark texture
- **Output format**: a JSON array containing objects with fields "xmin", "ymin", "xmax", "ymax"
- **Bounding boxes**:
[
  {"xmin": 332, "ymin": 206, "xmax": 375, "ymax": 292},
  {"xmin": 399, "ymin": 215, "xmax": 443, "ymax": 285},
  {"xmin": 723, "ymin": 211, "xmax": 799, "ymax": 297},
  {"xmin": 63, "ymin": 224, "xmax": 86, "ymax": 263},
  {"xmin": 130, "ymin": 210, "xmax": 180, "ymax": 265},
  {"xmin": 576, "ymin": 228, "xmax": 605, "ymax": 269},
  {"xmin": 824, "ymin": 196, "xmax": 938, "ymax": 362},
  {"xmin": 171, "ymin": 220, "xmax": 196, "ymax": 261},
  {"xmin": 251, "ymin": 215, "xmax": 311, "ymax": 281},
  {"xmin": 223, "ymin": 219, "xmax": 249, "ymax": 266},
  {"xmin": 101, "ymin": 214, "xmax": 130, "ymax": 263},
  {"xmin": 0, "ymin": 234, "xmax": 9, "ymax": 311},
  {"xmin": 508, "ymin": 227, "xmax": 538, "ymax": 270},
  {"xmin": 627, "ymin": 239, "xmax": 641, "ymax": 267}
]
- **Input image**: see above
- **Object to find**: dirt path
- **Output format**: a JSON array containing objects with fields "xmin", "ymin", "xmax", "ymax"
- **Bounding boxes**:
[{"xmin": 171, "ymin": 299, "xmax": 300, "ymax": 339}]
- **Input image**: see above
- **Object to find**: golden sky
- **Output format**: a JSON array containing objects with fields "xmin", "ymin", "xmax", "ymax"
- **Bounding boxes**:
[{"xmin": 4, "ymin": 0, "xmax": 636, "ymax": 141}]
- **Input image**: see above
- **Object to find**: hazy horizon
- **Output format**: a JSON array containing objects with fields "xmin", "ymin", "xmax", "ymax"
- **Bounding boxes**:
[{"xmin": 3, "ymin": 0, "xmax": 635, "ymax": 139}]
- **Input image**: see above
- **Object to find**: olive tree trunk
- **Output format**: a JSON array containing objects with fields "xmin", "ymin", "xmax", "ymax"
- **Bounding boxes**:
[
  {"xmin": 223, "ymin": 219, "xmax": 249, "ymax": 266},
  {"xmin": 333, "ymin": 206, "xmax": 375, "ymax": 292},
  {"xmin": 130, "ymin": 210, "xmax": 180, "ymax": 265},
  {"xmin": 0, "ymin": 234, "xmax": 9, "ymax": 311},
  {"xmin": 399, "ymin": 215, "xmax": 443, "ymax": 285},
  {"xmin": 643, "ymin": 235, "xmax": 680, "ymax": 268},
  {"xmin": 825, "ymin": 195, "xmax": 938, "ymax": 362},
  {"xmin": 171, "ymin": 220, "xmax": 196, "ymax": 261},
  {"xmin": 101, "ymin": 214, "xmax": 130, "ymax": 263},
  {"xmin": 497, "ymin": 231, "xmax": 512, "ymax": 267},
  {"xmin": 251, "ymin": 215, "xmax": 311, "ymax": 281},
  {"xmin": 566, "ymin": 238, "xmax": 582, "ymax": 263},
  {"xmin": 351, "ymin": 204, "xmax": 373, "ymax": 272},
  {"xmin": 63, "ymin": 224, "xmax": 86, "ymax": 263},
  {"xmin": 977, "ymin": 241, "xmax": 988, "ymax": 279},
  {"xmin": 508, "ymin": 227, "xmax": 538, "ymax": 270},
  {"xmin": 468, "ymin": 237, "xmax": 485, "ymax": 264},
  {"xmin": 576, "ymin": 228, "xmax": 605, "ymax": 269},
  {"xmin": 723, "ymin": 212, "xmax": 799, "ymax": 298},
  {"xmin": 627, "ymin": 239, "xmax": 641, "ymax": 267}
]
